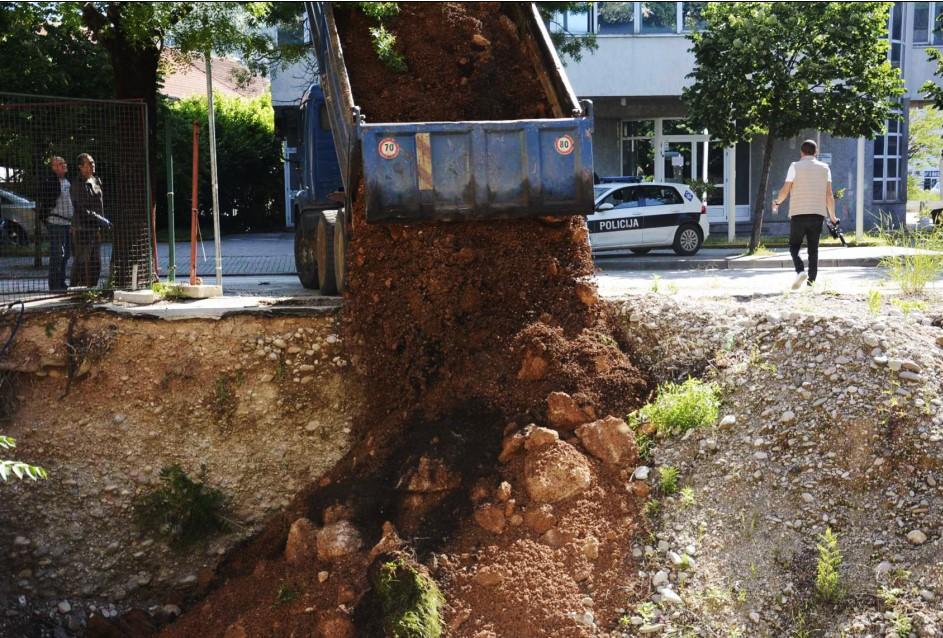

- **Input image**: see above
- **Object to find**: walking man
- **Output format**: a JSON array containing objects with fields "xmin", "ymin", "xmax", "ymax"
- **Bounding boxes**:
[
  {"xmin": 70, "ymin": 153, "xmax": 110, "ymax": 288},
  {"xmin": 38, "ymin": 156, "xmax": 73, "ymax": 291},
  {"xmin": 772, "ymin": 140, "xmax": 838, "ymax": 289}
]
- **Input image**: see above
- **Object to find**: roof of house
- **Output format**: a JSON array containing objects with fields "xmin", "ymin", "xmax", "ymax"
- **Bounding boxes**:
[{"xmin": 161, "ymin": 51, "xmax": 269, "ymax": 100}]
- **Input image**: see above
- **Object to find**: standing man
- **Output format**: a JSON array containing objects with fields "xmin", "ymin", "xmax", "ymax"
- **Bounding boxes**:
[
  {"xmin": 38, "ymin": 156, "xmax": 73, "ymax": 291},
  {"xmin": 70, "ymin": 153, "xmax": 110, "ymax": 288},
  {"xmin": 772, "ymin": 140, "xmax": 838, "ymax": 289}
]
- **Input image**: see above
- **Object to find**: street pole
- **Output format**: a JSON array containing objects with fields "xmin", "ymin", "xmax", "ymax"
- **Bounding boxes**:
[
  {"xmin": 205, "ymin": 51, "xmax": 223, "ymax": 287},
  {"xmin": 165, "ymin": 121, "xmax": 176, "ymax": 283},
  {"xmin": 856, "ymin": 136, "xmax": 865, "ymax": 242}
]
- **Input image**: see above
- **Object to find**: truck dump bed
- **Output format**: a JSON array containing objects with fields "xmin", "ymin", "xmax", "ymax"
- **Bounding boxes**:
[{"xmin": 305, "ymin": 2, "xmax": 594, "ymax": 223}]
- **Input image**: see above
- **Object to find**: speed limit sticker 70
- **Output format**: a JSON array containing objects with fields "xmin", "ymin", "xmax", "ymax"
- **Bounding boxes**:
[
  {"xmin": 555, "ymin": 134, "xmax": 575, "ymax": 155},
  {"xmin": 378, "ymin": 138, "xmax": 400, "ymax": 160}
]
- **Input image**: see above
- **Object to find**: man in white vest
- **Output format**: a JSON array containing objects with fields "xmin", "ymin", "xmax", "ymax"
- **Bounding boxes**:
[{"xmin": 772, "ymin": 140, "xmax": 837, "ymax": 289}]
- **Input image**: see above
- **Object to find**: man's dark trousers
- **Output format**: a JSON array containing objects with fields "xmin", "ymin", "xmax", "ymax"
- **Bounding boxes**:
[
  {"xmin": 47, "ymin": 224, "xmax": 71, "ymax": 290},
  {"xmin": 789, "ymin": 214, "xmax": 824, "ymax": 282}
]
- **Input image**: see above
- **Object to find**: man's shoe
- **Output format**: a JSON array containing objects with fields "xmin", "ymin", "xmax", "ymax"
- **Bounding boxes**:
[
  {"xmin": 807, "ymin": 279, "xmax": 815, "ymax": 287},
  {"xmin": 791, "ymin": 272, "xmax": 808, "ymax": 290}
]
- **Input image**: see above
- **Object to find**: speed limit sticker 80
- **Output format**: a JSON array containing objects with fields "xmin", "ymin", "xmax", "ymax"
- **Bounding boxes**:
[
  {"xmin": 378, "ymin": 138, "xmax": 400, "ymax": 160},
  {"xmin": 555, "ymin": 134, "xmax": 575, "ymax": 156}
]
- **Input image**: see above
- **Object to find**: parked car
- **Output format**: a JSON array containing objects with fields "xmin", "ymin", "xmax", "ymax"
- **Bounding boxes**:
[
  {"xmin": 0, "ymin": 187, "xmax": 37, "ymax": 245},
  {"xmin": 588, "ymin": 181, "xmax": 709, "ymax": 256}
]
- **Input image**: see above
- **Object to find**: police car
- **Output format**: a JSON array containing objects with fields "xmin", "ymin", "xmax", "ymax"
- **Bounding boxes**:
[{"xmin": 588, "ymin": 181, "xmax": 709, "ymax": 256}]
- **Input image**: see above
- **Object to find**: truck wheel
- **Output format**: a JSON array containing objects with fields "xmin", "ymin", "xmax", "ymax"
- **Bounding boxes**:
[
  {"xmin": 333, "ymin": 208, "xmax": 349, "ymax": 294},
  {"xmin": 317, "ymin": 209, "xmax": 338, "ymax": 295},
  {"xmin": 294, "ymin": 211, "xmax": 319, "ymax": 289},
  {"xmin": 673, "ymin": 224, "xmax": 702, "ymax": 256}
]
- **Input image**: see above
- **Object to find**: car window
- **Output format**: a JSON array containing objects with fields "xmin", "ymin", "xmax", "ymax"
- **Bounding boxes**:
[
  {"xmin": 599, "ymin": 186, "xmax": 639, "ymax": 210},
  {"xmin": 638, "ymin": 185, "xmax": 683, "ymax": 207}
]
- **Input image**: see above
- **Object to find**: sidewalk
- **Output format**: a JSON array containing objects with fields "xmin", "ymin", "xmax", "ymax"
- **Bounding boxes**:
[{"xmin": 593, "ymin": 246, "xmax": 940, "ymax": 270}]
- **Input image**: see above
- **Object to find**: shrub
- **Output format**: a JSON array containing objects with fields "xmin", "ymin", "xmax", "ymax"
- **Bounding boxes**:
[
  {"xmin": 133, "ymin": 464, "xmax": 229, "ymax": 546},
  {"xmin": 635, "ymin": 378, "xmax": 721, "ymax": 438},
  {"xmin": 374, "ymin": 557, "xmax": 444, "ymax": 638},
  {"xmin": 0, "ymin": 435, "xmax": 47, "ymax": 482},
  {"xmin": 369, "ymin": 25, "xmax": 407, "ymax": 73},
  {"xmin": 814, "ymin": 527, "xmax": 843, "ymax": 603}
]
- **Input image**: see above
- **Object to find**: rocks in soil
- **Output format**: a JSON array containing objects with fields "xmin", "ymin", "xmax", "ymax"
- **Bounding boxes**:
[
  {"xmin": 575, "ymin": 416, "xmax": 638, "ymax": 467},
  {"xmin": 546, "ymin": 391, "xmax": 596, "ymax": 431},
  {"xmin": 284, "ymin": 518, "xmax": 318, "ymax": 566},
  {"xmin": 523, "ymin": 440, "xmax": 592, "ymax": 503},
  {"xmin": 317, "ymin": 521, "xmax": 362, "ymax": 561},
  {"xmin": 906, "ymin": 529, "xmax": 928, "ymax": 545},
  {"xmin": 473, "ymin": 503, "xmax": 506, "ymax": 534}
]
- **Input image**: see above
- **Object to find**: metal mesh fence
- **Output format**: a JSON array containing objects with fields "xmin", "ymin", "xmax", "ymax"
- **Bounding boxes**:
[{"xmin": 0, "ymin": 92, "xmax": 152, "ymax": 301}]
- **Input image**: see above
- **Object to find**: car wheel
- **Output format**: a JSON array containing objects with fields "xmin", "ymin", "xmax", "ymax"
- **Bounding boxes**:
[
  {"xmin": 673, "ymin": 224, "xmax": 702, "ymax": 256},
  {"xmin": 630, "ymin": 248, "xmax": 652, "ymax": 255}
]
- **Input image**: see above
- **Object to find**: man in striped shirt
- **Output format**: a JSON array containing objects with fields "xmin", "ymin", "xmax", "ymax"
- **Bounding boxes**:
[{"xmin": 772, "ymin": 140, "xmax": 838, "ymax": 289}]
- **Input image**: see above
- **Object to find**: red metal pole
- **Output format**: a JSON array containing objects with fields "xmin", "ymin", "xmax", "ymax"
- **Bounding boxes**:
[{"xmin": 190, "ymin": 120, "xmax": 200, "ymax": 285}]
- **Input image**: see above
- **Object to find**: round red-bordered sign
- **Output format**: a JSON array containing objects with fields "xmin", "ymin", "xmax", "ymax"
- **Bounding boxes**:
[
  {"xmin": 378, "ymin": 138, "xmax": 400, "ymax": 160},
  {"xmin": 555, "ymin": 134, "xmax": 575, "ymax": 156}
]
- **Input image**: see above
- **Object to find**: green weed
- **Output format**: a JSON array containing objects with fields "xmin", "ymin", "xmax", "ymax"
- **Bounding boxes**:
[
  {"xmin": 632, "ymin": 378, "xmax": 721, "ymax": 438},
  {"xmin": 658, "ymin": 465, "xmax": 679, "ymax": 495},
  {"xmin": 891, "ymin": 298, "xmax": 928, "ymax": 314},
  {"xmin": 275, "ymin": 582, "xmax": 300, "ymax": 606},
  {"xmin": 369, "ymin": 25, "xmax": 407, "ymax": 73},
  {"xmin": 867, "ymin": 289, "xmax": 883, "ymax": 314},
  {"xmin": 876, "ymin": 220, "xmax": 943, "ymax": 295},
  {"xmin": 814, "ymin": 527, "xmax": 843, "ymax": 603},
  {"xmin": 133, "ymin": 464, "xmax": 229, "ymax": 547}
]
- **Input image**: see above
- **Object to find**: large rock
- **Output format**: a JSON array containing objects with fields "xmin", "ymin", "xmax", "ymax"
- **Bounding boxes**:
[
  {"xmin": 524, "ymin": 426, "xmax": 559, "ymax": 450},
  {"xmin": 317, "ymin": 521, "xmax": 363, "ymax": 561},
  {"xmin": 576, "ymin": 416, "xmax": 638, "ymax": 467},
  {"xmin": 473, "ymin": 503, "xmax": 506, "ymax": 534},
  {"xmin": 523, "ymin": 440, "xmax": 592, "ymax": 503},
  {"xmin": 546, "ymin": 392, "xmax": 596, "ymax": 431},
  {"xmin": 285, "ymin": 517, "xmax": 318, "ymax": 566}
]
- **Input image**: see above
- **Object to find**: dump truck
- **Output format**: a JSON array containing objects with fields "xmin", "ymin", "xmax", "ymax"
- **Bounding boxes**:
[{"xmin": 294, "ymin": 2, "xmax": 595, "ymax": 294}]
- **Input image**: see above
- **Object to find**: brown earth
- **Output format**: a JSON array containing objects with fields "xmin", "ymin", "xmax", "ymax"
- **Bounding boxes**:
[{"xmin": 153, "ymin": 4, "xmax": 652, "ymax": 637}]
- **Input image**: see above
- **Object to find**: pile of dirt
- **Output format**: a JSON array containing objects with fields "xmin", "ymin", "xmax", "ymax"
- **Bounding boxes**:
[
  {"xmin": 151, "ymin": 5, "xmax": 650, "ymax": 638},
  {"xmin": 335, "ymin": 2, "xmax": 551, "ymax": 122}
]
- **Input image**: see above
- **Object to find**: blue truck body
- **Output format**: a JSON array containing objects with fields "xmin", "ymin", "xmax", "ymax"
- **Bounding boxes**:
[
  {"xmin": 303, "ymin": 1, "xmax": 595, "ymax": 223},
  {"xmin": 292, "ymin": 84, "xmax": 343, "ymax": 215}
]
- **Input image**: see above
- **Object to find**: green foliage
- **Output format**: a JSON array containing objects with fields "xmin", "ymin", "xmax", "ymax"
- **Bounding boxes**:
[
  {"xmin": 867, "ymin": 289, "xmax": 883, "ymax": 314},
  {"xmin": 133, "ymin": 464, "xmax": 229, "ymax": 546},
  {"xmin": 0, "ymin": 436, "xmax": 48, "ymax": 482},
  {"xmin": 157, "ymin": 92, "xmax": 283, "ymax": 231},
  {"xmin": 0, "ymin": 2, "xmax": 114, "ymax": 98},
  {"xmin": 679, "ymin": 486, "xmax": 696, "ymax": 508},
  {"xmin": 643, "ymin": 498, "xmax": 661, "ymax": 518},
  {"xmin": 658, "ymin": 465, "xmax": 680, "ymax": 495},
  {"xmin": 274, "ymin": 582, "xmax": 300, "ymax": 606},
  {"xmin": 907, "ymin": 106, "xmax": 943, "ymax": 166},
  {"xmin": 374, "ymin": 558, "xmax": 445, "ymax": 638},
  {"xmin": 814, "ymin": 527, "xmax": 843, "ymax": 603},
  {"xmin": 892, "ymin": 611, "xmax": 913, "ymax": 638},
  {"xmin": 634, "ymin": 378, "xmax": 721, "ymax": 438},
  {"xmin": 357, "ymin": 2, "xmax": 400, "ymax": 20},
  {"xmin": 369, "ymin": 25, "xmax": 408, "ymax": 73}
]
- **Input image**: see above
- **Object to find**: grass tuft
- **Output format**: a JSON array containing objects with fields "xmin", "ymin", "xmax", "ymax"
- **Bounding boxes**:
[
  {"xmin": 632, "ymin": 378, "xmax": 721, "ymax": 438},
  {"xmin": 133, "ymin": 464, "xmax": 229, "ymax": 547},
  {"xmin": 814, "ymin": 527, "xmax": 843, "ymax": 604}
]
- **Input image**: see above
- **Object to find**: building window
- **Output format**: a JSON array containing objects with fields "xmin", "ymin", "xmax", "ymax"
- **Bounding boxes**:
[
  {"xmin": 913, "ymin": 1, "xmax": 943, "ymax": 45},
  {"xmin": 596, "ymin": 2, "xmax": 635, "ymax": 34},
  {"xmin": 889, "ymin": 2, "xmax": 903, "ymax": 68},
  {"xmin": 640, "ymin": 2, "xmax": 677, "ymax": 33},
  {"xmin": 874, "ymin": 112, "xmax": 903, "ymax": 203},
  {"xmin": 551, "ymin": 6, "xmax": 593, "ymax": 34},
  {"xmin": 622, "ymin": 120, "xmax": 655, "ymax": 178}
]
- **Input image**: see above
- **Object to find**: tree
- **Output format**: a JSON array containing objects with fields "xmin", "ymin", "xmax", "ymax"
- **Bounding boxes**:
[
  {"xmin": 0, "ymin": 2, "xmax": 113, "ymax": 98},
  {"xmin": 908, "ymin": 106, "xmax": 943, "ymax": 164},
  {"xmin": 537, "ymin": 2, "xmax": 598, "ymax": 62},
  {"xmin": 683, "ymin": 2, "xmax": 904, "ymax": 251},
  {"xmin": 923, "ymin": 46, "xmax": 943, "ymax": 109}
]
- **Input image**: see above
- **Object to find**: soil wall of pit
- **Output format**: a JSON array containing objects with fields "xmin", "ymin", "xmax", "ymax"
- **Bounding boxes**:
[{"xmin": 0, "ymin": 308, "xmax": 362, "ymax": 630}]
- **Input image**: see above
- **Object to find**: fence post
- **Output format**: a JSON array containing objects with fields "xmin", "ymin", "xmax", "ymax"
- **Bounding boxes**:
[{"xmin": 165, "ymin": 120, "xmax": 176, "ymax": 283}]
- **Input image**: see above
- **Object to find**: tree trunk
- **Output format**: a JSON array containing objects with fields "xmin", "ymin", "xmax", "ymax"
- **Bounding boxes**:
[{"xmin": 748, "ymin": 134, "xmax": 777, "ymax": 253}]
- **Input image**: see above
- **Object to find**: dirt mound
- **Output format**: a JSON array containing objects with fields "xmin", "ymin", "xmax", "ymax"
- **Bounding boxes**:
[{"xmin": 336, "ymin": 2, "xmax": 549, "ymax": 122}]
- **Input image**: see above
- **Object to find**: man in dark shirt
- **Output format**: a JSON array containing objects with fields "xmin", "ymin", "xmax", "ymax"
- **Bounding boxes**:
[{"xmin": 69, "ymin": 153, "xmax": 111, "ymax": 288}]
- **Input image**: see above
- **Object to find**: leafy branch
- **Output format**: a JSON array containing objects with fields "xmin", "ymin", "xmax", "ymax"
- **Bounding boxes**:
[{"xmin": 0, "ymin": 436, "xmax": 48, "ymax": 482}]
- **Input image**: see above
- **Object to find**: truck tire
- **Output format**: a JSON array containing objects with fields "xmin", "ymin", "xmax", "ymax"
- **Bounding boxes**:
[
  {"xmin": 333, "ymin": 208, "xmax": 349, "ymax": 294},
  {"xmin": 672, "ymin": 224, "xmax": 702, "ymax": 256},
  {"xmin": 294, "ymin": 210, "xmax": 319, "ymax": 289},
  {"xmin": 317, "ymin": 209, "xmax": 338, "ymax": 295}
]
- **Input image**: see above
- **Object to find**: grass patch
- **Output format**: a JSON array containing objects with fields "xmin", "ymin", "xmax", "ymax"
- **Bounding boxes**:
[
  {"xmin": 867, "ymin": 289, "xmax": 883, "ymax": 314},
  {"xmin": 876, "ymin": 221, "xmax": 943, "ymax": 295},
  {"xmin": 891, "ymin": 298, "xmax": 928, "ymax": 314},
  {"xmin": 632, "ymin": 378, "xmax": 721, "ymax": 438},
  {"xmin": 814, "ymin": 527, "xmax": 843, "ymax": 604},
  {"xmin": 133, "ymin": 464, "xmax": 229, "ymax": 547}
]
